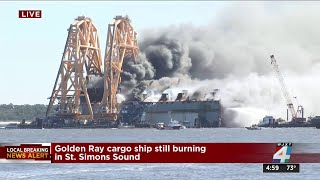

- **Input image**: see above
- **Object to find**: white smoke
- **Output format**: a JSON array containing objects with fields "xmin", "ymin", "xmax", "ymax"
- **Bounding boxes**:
[
  {"xmin": 116, "ymin": 94, "xmax": 126, "ymax": 103},
  {"xmin": 121, "ymin": 2, "xmax": 320, "ymax": 127}
]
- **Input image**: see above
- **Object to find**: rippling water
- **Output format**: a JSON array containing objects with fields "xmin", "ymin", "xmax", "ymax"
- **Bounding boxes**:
[{"xmin": 0, "ymin": 128, "xmax": 319, "ymax": 179}]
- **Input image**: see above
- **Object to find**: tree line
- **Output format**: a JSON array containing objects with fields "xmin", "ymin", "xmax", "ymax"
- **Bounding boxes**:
[{"xmin": 0, "ymin": 104, "xmax": 48, "ymax": 121}]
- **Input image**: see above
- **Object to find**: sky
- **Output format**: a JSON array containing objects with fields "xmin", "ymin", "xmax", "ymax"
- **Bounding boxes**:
[
  {"xmin": 3, "ymin": 1, "xmax": 320, "ymax": 124},
  {"xmin": 0, "ymin": 1, "xmax": 227, "ymax": 105}
]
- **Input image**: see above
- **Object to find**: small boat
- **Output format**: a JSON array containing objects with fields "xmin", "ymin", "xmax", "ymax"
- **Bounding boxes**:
[
  {"xmin": 245, "ymin": 124, "xmax": 262, "ymax": 130},
  {"xmin": 5, "ymin": 123, "xmax": 19, "ymax": 129},
  {"xmin": 155, "ymin": 123, "xmax": 165, "ymax": 130},
  {"xmin": 165, "ymin": 111, "xmax": 185, "ymax": 130},
  {"xmin": 167, "ymin": 120, "xmax": 184, "ymax": 130},
  {"xmin": 118, "ymin": 123, "xmax": 134, "ymax": 129}
]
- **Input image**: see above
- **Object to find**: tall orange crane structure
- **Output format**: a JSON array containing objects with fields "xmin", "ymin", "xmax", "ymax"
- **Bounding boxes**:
[
  {"xmin": 46, "ymin": 16, "xmax": 139, "ymax": 121},
  {"xmin": 270, "ymin": 55, "xmax": 305, "ymax": 123},
  {"xmin": 102, "ymin": 16, "xmax": 139, "ymax": 120},
  {"xmin": 46, "ymin": 16, "xmax": 102, "ymax": 119}
]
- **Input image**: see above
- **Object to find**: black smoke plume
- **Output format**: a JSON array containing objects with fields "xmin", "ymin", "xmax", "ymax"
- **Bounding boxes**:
[{"xmin": 120, "ymin": 2, "xmax": 320, "ymax": 127}]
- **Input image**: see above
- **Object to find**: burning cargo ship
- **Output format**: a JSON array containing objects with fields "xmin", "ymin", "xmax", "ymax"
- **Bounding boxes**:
[
  {"xmin": 37, "ymin": 15, "xmax": 223, "ymax": 129},
  {"xmin": 120, "ymin": 91, "xmax": 222, "ymax": 128}
]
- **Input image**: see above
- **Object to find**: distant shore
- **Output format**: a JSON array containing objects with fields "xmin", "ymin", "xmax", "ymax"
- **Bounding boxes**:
[{"xmin": 0, "ymin": 104, "xmax": 48, "ymax": 121}]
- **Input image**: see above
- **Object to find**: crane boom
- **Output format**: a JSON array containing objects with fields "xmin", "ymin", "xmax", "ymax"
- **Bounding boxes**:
[{"xmin": 270, "ymin": 55, "xmax": 297, "ymax": 119}]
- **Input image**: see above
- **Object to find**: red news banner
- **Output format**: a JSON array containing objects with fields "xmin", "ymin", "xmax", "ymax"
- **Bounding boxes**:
[
  {"xmin": 51, "ymin": 143, "xmax": 320, "ymax": 163},
  {"xmin": 1, "ymin": 143, "xmax": 320, "ymax": 163}
]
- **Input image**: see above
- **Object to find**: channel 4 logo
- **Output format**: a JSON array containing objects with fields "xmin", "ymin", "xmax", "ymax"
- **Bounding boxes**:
[{"xmin": 272, "ymin": 143, "xmax": 292, "ymax": 163}]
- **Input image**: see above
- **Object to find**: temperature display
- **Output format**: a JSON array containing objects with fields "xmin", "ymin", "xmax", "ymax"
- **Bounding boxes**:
[{"xmin": 263, "ymin": 163, "xmax": 300, "ymax": 173}]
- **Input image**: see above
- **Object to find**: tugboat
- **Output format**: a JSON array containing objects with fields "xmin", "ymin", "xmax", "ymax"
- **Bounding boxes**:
[{"xmin": 245, "ymin": 124, "xmax": 262, "ymax": 130}]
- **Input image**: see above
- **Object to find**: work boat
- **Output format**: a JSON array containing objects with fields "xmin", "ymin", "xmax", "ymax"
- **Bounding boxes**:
[
  {"xmin": 168, "ymin": 120, "xmax": 184, "ymax": 130},
  {"xmin": 118, "ymin": 123, "xmax": 134, "ymax": 129},
  {"xmin": 155, "ymin": 123, "xmax": 165, "ymax": 130},
  {"xmin": 245, "ymin": 124, "xmax": 262, "ymax": 130}
]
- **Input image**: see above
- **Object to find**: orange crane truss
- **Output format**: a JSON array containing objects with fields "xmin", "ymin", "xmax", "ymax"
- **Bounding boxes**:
[{"xmin": 46, "ymin": 15, "xmax": 139, "ymax": 121}]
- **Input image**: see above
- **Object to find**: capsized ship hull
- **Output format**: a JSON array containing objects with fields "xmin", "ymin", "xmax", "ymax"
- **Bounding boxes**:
[{"xmin": 120, "ymin": 100, "xmax": 222, "ymax": 128}]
